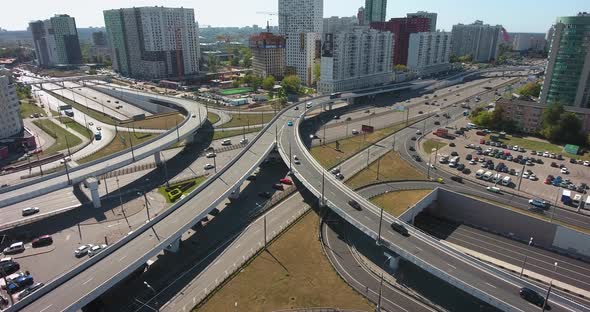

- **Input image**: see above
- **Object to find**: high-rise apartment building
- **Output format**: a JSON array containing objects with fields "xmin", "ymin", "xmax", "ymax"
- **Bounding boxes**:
[
  {"xmin": 29, "ymin": 14, "xmax": 82, "ymax": 67},
  {"xmin": 92, "ymin": 31, "xmax": 108, "ymax": 47},
  {"xmin": 278, "ymin": 0, "xmax": 323, "ymax": 86},
  {"xmin": 451, "ymin": 20, "xmax": 502, "ymax": 63},
  {"xmin": 511, "ymin": 33, "xmax": 546, "ymax": 52},
  {"xmin": 103, "ymin": 6, "xmax": 200, "ymax": 80},
  {"xmin": 364, "ymin": 0, "xmax": 387, "ymax": 24},
  {"xmin": 357, "ymin": 7, "xmax": 365, "ymax": 26},
  {"xmin": 318, "ymin": 26, "xmax": 394, "ymax": 93},
  {"xmin": 540, "ymin": 13, "xmax": 590, "ymax": 108},
  {"xmin": 406, "ymin": 11, "xmax": 437, "ymax": 32},
  {"xmin": 407, "ymin": 32, "xmax": 452, "ymax": 76},
  {"xmin": 250, "ymin": 32, "xmax": 286, "ymax": 79},
  {"xmin": 0, "ymin": 69, "xmax": 23, "ymax": 139},
  {"xmin": 371, "ymin": 17, "xmax": 430, "ymax": 66},
  {"xmin": 323, "ymin": 16, "xmax": 358, "ymax": 34}
]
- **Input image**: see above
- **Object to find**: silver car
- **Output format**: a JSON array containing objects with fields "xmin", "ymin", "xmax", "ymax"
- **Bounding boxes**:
[{"xmin": 74, "ymin": 244, "xmax": 94, "ymax": 258}]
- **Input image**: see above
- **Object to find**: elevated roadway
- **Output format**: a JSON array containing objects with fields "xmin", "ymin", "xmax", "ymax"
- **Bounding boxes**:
[
  {"xmin": 278, "ymin": 92, "xmax": 587, "ymax": 311},
  {"xmin": 0, "ymin": 89, "xmax": 206, "ymax": 208},
  {"xmin": 10, "ymin": 68, "xmax": 553, "ymax": 311}
]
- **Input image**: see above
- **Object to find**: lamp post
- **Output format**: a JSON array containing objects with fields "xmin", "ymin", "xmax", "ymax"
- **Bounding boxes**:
[
  {"xmin": 519, "ymin": 237, "xmax": 534, "ymax": 277},
  {"xmin": 541, "ymin": 262, "xmax": 557, "ymax": 312}
]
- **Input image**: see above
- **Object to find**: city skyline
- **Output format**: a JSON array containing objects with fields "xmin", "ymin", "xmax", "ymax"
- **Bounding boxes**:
[{"xmin": 1, "ymin": 0, "xmax": 588, "ymax": 33}]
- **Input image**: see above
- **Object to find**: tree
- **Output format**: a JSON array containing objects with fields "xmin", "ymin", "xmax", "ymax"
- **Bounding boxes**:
[
  {"xmin": 281, "ymin": 75, "xmax": 301, "ymax": 94},
  {"xmin": 230, "ymin": 56, "xmax": 240, "ymax": 67},
  {"xmin": 313, "ymin": 63, "xmax": 321, "ymax": 83},
  {"xmin": 262, "ymin": 75, "xmax": 275, "ymax": 91},
  {"xmin": 394, "ymin": 64, "xmax": 407, "ymax": 72},
  {"xmin": 251, "ymin": 76, "xmax": 263, "ymax": 90},
  {"xmin": 207, "ymin": 55, "xmax": 219, "ymax": 72},
  {"xmin": 540, "ymin": 103, "xmax": 585, "ymax": 144},
  {"xmin": 542, "ymin": 103, "xmax": 564, "ymax": 127},
  {"xmin": 517, "ymin": 82, "xmax": 542, "ymax": 98}
]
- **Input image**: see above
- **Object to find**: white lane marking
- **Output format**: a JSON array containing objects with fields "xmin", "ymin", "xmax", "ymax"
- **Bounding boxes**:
[
  {"xmin": 486, "ymin": 282, "xmax": 497, "ymax": 289},
  {"xmin": 447, "ymin": 264, "xmax": 457, "ymax": 270},
  {"xmin": 415, "ymin": 247, "xmax": 423, "ymax": 252},
  {"xmin": 119, "ymin": 255, "xmax": 127, "ymax": 262},
  {"xmin": 234, "ymin": 244, "xmax": 241, "ymax": 249},
  {"xmin": 39, "ymin": 305, "xmax": 53, "ymax": 312},
  {"xmin": 65, "ymin": 235, "xmax": 71, "ymax": 241},
  {"xmin": 82, "ymin": 277, "xmax": 94, "ymax": 285}
]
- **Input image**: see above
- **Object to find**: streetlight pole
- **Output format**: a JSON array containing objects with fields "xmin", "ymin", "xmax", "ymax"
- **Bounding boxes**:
[
  {"xmin": 376, "ymin": 207, "xmax": 384, "ymax": 245},
  {"xmin": 519, "ymin": 237, "xmax": 534, "ymax": 277},
  {"xmin": 139, "ymin": 191, "xmax": 151, "ymax": 221}
]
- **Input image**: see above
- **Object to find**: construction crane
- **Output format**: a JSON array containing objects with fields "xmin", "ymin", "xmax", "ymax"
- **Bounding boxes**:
[{"xmin": 256, "ymin": 11, "xmax": 291, "ymax": 31}]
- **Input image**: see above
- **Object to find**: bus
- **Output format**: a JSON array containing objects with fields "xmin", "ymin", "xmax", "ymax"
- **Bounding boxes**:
[
  {"xmin": 329, "ymin": 92, "xmax": 342, "ymax": 99},
  {"xmin": 94, "ymin": 131, "xmax": 102, "ymax": 140}
]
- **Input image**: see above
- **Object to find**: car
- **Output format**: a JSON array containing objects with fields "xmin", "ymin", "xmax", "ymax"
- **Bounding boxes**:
[
  {"xmin": 31, "ymin": 235, "xmax": 53, "ymax": 248},
  {"xmin": 293, "ymin": 155, "xmax": 301, "ymax": 165},
  {"xmin": 391, "ymin": 221, "xmax": 409, "ymax": 236},
  {"xmin": 451, "ymin": 151, "xmax": 459, "ymax": 156},
  {"xmin": 486, "ymin": 186, "xmax": 501, "ymax": 193},
  {"xmin": 434, "ymin": 121, "xmax": 440, "ymax": 125},
  {"xmin": 16, "ymin": 282, "xmax": 45, "ymax": 300},
  {"xmin": 287, "ymin": 121, "xmax": 293, "ymax": 126},
  {"xmin": 206, "ymin": 152, "xmax": 216, "ymax": 158},
  {"xmin": 346, "ymin": 117, "xmax": 352, "ymax": 121},
  {"xmin": 413, "ymin": 155, "xmax": 422, "ymax": 162},
  {"xmin": 3, "ymin": 242, "xmax": 24, "ymax": 255},
  {"xmin": 309, "ymin": 134, "xmax": 319, "ymax": 140},
  {"xmin": 411, "ymin": 137, "xmax": 417, "ymax": 141},
  {"xmin": 585, "ymin": 161, "xmax": 590, "ymax": 167},
  {"xmin": 333, "ymin": 115, "xmax": 340, "ymax": 120},
  {"xmin": 88, "ymin": 244, "xmax": 108, "ymax": 257},
  {"xmin": 21, "ymin": 207, "xmax": 40, "ymax": 217},
  {"xmin": 561, "ymin": 168, "xmax": 569, "ymax": 174},
  {"xmin": 240, "ymin": 138, "xmax": 249, "ymax": 144},
  {"xmin": 335, "ymin": 172, "xmax": 345, "ymax": 180},
  {"xmin": 449, "ymin": 143, "xmax": 456, "ymax": 147},
  {"xmin": 96, "ymin": 126, "xmax": 101, "ymax": 131},
  {"xmin": 74, "ymin": 244, "xmax": 94, "ymax": 257},
  {"xmin": 258, "ymin": 191, "xmax": 272, "ymax": 199},
  {"xmin": 409, "ymin": 146, "xmax": 415, "ymax": 151},
  {"xmin": 570, "ymin": 158, "xmax": 577, "ymax": 164},
  {"xmin": 221, "ymin": 139, "xmax": 232, "ymax": 146},
  {"xmin": 0, "ymin": 261, "xmax": 19, "ymax": 277},
  {"xmin": 294, "ymin": 106, "xmax": 299, "ymax": 110},
  {"xmin": 451, "ymin": 176, "xmax": 463, "ymax": 183},
  {"xmin": 348, "ymin": 200, "xmax": 362, "ymax": 211},
  {"xmin": 272, "ymin": 183, "xmax": 284, "ymax": 191},
  {"xmin": 204, "ymin": 164, "xmax": 215, "ymax": 170},
  {"xmin": 418, "ymin": 111, "xmax": 423, "ymax": 114},
  {"xmin": 0, "ymin": 272, "xmax": 24, "ymax": 290},
  {"xmin": 529, "ymin": 199, "xmax": 549, "ymax": 209},
  {"xmin": 331, "ymin": 168, "xmax": 341, "ymax": 175},
  {"xmin": 246, "ymin": 174, "xmax": 257, "ymax": 181},
  {"xmin": 519, "ymin": 287, "xmax": 546, "ymax": 307},
  {"xmin": 7, "ymin": 275, "xmax": 33, "ymax": 294},
  {"xmin": 352, "ymin": 129, "xmax": 359, "ymax": 135},
  {"xmin": 279, "ymin": 178, "xmax": 293, "ymax": 185},
  {"xmin": 462, "ymin": 168, "xmax": 471, "ymax": 174},
  {"xmin": 457, "ymin": 164, "xmax": 465, "ymax": 171}
]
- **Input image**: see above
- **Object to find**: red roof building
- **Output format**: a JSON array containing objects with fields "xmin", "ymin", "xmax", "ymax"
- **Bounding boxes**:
[{"xmin": 371, "ymin": 17, "xmax": 430, "ymax": 66}]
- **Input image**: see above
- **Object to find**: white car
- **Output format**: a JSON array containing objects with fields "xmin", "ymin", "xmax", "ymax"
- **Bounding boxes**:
[
  {"xmin": 293, "ymin": 155, "xmax": 300, "ymax": 164},
  {"xmin": 3, "ymin": 242, "xmax": 25, "ymax": 255},
  {"xmin": 543, "ymin": 152, "xmax": 550, "ymax": 157},
  {"xmin": 351, "ymin": 129, "xmax": 359, "ymax": 135},
  {"xmin": 522, "ymin": 172, "xmax": 530, "ymax": 179},
  {"xmin": 561, "ymin": 168, "xmax": 569, "ymax": 174},
  {"xmin": 584, "ymin": 161, "xmax": 590, "ymax": 167},
  {"xmin": 88, "ymin": 244, "xmax": 107, "ymax": 257},
  {"xmin": 206, "ymin": 152, "xmax": 216, "ymax": 158},
  {"xmin": 240, "ymin": 138, "xmax": 249, "ymax": 144},
  {"xmin": 529, "ymin": 174, "xmax": 538, "ymax": 181},
  {"xmin": 204, "ymin": 164, "xmax": 215, "ymax": 170},
  {"xmin": 74, "ymin": 244, "xmax": 94, "ymax": 257}
]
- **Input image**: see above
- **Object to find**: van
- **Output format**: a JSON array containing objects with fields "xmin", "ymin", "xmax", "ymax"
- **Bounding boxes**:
[
  {"xmin": 492, "ymin": 174, "xmax": 502, "ymax": 183},
  {"xmin": 475, "ymin": 169, "xmax": 485, "ymax": 179},
  {"xmin": 482, "ymin": 171, "xmax": 493, "ymax": 181},
  {"xmin": 306, "ymin": 102, "xmax": 313, "ymax": 109},
  {"xmin": 221, "ymin": 139, "xmax": 232, "ymax": 146},
  {"xmin": 502, "ymin": 176, "xmax": 512, "ymax": 186}
]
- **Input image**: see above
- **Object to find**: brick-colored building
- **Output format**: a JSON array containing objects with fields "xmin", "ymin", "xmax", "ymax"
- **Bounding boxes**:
[
  {"xmin": 249, "ymin": 32, "xmax": 286, "ymax": 80},
  {"xmin": 370, "ymin": 17, "xmax": 430, "ymax": 66},
  {"xmin": 496, "ymin": 98, "xmax": 590, "ymax": 134}
]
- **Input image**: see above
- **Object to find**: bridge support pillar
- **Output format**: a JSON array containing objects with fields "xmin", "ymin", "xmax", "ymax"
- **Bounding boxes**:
[
  {"xmin": 165, "ymin": 237, "xmax": 181, "ymax": 253},
  {"xmin": 388, "ymin": 255, "xmax": 400, "ymax": 271},
  {"xmin": 86, "ymin": 177, "xmax": 101, "ymax": 208},
  {"xmin": 328, "ymin": 102, "xmax": 333, "ymax": 111},
  {"xmin": 154, "ymin": 152, "xmax": 162, "ymax": 166}
]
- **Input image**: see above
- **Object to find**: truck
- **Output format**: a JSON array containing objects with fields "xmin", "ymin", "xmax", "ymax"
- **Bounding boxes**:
[
  {"xmin": 561, "ymin": 190, "xmax": 572, "ymax": 206},
  {"xmin": 433, "ymin": 128, "xmax": 449, "ymax": 138},
  {"xmin": 573, "ymin": 194, "xmax": 583, "ymax": 208}
]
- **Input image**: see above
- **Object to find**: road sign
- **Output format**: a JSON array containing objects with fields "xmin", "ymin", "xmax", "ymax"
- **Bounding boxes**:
[
  {"xmin": 361, "ymin": 125, "xmax": 374, "ymax": 133},
  {"xmin": 393, "ymin": 105, "xmax": 406, "ymax": 112}
]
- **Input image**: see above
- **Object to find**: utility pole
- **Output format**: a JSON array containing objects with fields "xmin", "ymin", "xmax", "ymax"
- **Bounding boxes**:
[
  {"xmin": 376, "ymin": 207, "xmax": 384, "ymax": 245},
  {"xmin": 128, "ymin": 131, "xmax": 135, "ymax": 162},
  {"xmin": 520, "ymin": 237, "xmax": 534, "ymax": 277},
  {"xmin": 116, "ymin": 177, "xmax": 130, "ymax": 228},
  {"xmin": 176, "ymin": 120, "xmax": 180, "ymax": 142},
  {"xmin": 63, "ymin": 155, "xmax": 71, "ymax": 185},
  {"xmin": 320, "ymin": 172, "xmax": 325, "ymax": 207},
  {"xmin": 142, "ymin": 191, "xmax": 151, "ymax": 221},
  {"xmin": 376, "ymin": 156, "xmax": 381, "ymax": 181},
  {"xmin": 542, "ymin": 281, "xmax": 553, "ymax": 312},
  {"xmin": 263, "ymin": 216, "xmax": 267, "ymax": 250}
]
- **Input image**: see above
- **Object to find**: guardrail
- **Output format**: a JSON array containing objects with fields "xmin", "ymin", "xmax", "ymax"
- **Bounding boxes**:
[
  {"xmin": 286, "ymin": 87, "xmax": 589, "ymax": 312},
  {"xmin": 9, "ymin": 92, "xmax": 328, "ymax": 311},
  {"xmin": 0, "ymin": 89, "xmax": 198, "ymax": 197}
]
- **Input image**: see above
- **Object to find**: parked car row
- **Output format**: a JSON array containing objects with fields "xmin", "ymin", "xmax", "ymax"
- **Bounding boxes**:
[
  {"xmin": 74, "ymin": 243, "xmax": 107, "ymax": 258},
  {"xmin": 0, "ymin": 258, "xmax": 43, "ymax": 301}
]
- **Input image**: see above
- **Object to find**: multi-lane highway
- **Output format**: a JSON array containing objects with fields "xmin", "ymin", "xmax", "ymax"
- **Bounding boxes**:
[
  {"xmin": 9, "ymin": 69, "xmax": 559, "ymax": 311},
  {"xmin": 280, "ymin": 89, "xmax": 587, "ymax": 311}
]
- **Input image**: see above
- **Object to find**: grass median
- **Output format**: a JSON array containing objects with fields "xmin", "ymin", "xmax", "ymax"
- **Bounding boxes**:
[
  {"xmin": 119, "ymin": 113, "xmax": 184, "ymax": 130},
  {"xmin": 207, "ymin": 112, "xmax": 220, "ymax": 124},
  {"xmin": 78, "ymin": 131, "xmax": 157, "ymax": 164},
  {"xmin": 371, "ymin": 190, "xmax": 434, "ymax": 217},
  {"xmin": 158, "ymin": 176, "xmax": 208, "ymax": 203},
  {"xmin": 213, "ymin": 127, "xmax": 262, "ymax": 140},
  {"xmin": 218, "ymin": 112, "xmax": 275, "ymax": 129},
  {"xmin": 61, "ymin": 117, "xmax": 93, "ymax": 140},
  {"xmin": 485, "ymin": 134, "xmax": 590, "ymax": 161},
  {"xmin": 197, "ymin": 212, "xmax": 373, "ymax": 312},
  {"xmin": 345, "ymin": 151, "xmax": 427, "ymax": 189},
  {"xmin": 19, "ymin": 101, "xmax": 46, "ymax": 118},
  {"xmin": 32, "ymin": 119, "xmax": 82, "ymax": 156},
  {"xmin": 311, "ymin": 117, "xmax": 424, "ymax": 169},
  {"xmin": 423, "ymin": 139, "xmax": 447, "ymax": 154}
]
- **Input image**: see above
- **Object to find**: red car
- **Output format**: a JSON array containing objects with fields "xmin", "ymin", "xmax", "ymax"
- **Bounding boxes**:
[
  {"xmin": 480, "ymin": 139, "xmax": 486, "ymax": 144},
  {"xmin": 279, "ymin": 178, "xmax": 293, "ymax": 185}
]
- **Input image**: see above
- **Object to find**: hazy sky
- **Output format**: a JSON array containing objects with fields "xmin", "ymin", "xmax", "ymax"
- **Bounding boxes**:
[{"xmin": 1, "ymin": 0, "xmax": 588, "ymax": 33}]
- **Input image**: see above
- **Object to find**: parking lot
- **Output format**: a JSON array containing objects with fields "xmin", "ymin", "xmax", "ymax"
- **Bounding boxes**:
[{"xmin": 423, "ymin": 118, "xmax": 590, "ymax": 208}]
